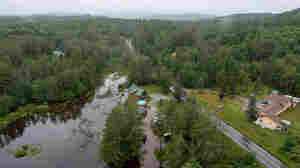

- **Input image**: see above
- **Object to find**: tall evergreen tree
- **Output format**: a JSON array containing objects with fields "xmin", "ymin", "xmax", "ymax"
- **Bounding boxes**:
[{"xmin": 247, "ymin": 94, "xmax": 258, "ymax": 121}]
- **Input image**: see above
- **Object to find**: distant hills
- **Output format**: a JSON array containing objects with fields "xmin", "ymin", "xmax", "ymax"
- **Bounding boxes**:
[
  {"xmin": 272, "ymin": 8, "xmax": 300, "ymax": 25},
  {"xmin": 102, "ymin": 12, "xmax": 215, "ymax": 21},
  {"xmin": 0, "ymin": 16, "xmax": 26, "ymax": 25},
  {"xmin": 106, "ymin": 8, "xmax": 300, "ymax": 22},
  {"xmin": 278, "ymin": 8, "xmax": 300, "ymax": 17},
  {"xmin": 143, "ymin": 13, "xmax": 215, "ymax": 21},
  {"xmin": 215, "ymin": 8, "xmax": 300, "ymax": 25},
  {"xmin": 27, "ymin": 14, "xmax": 109, "ymax": 21},
  {"xmin": 0, "ymin": 8, "xmax": 300, "ymax": 24},
  {"xmin": 217, "ymin": 13, "xmax": 274, "ymax": 24},
  {"xmin": 0, "ymin": 14, "xmax": 109, "ymax": 25}
]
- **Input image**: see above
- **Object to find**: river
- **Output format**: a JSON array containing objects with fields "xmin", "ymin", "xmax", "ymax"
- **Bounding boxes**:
[{"xmin": 0, "ymin": 73, "xmax": 127, "ymax": 168}]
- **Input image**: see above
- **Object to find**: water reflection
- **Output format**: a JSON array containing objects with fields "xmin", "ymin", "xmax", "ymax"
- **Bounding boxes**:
[
  {"xmin": 71, "ymin": 118, "xmax": 101, "ymax": 152},
  {"xmin": 0, "ymin": 110, "xmax": 82, "ymax": 149},
  {"xmin": 0, "ymin": 74, "xmax": 128, "ymax": 168}
]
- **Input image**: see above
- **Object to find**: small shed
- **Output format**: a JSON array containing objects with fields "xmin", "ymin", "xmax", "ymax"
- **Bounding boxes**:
[
  {"xmin": 135, "ymin": 88, "xmax": 146, "ymax": 97},
  {"xmin": 53, "ymin": 50, "xmax": 65, "ymax": 57},
  {"xmin": 128, "ymin": 84, "xmax": 138, "ymax": 94}
]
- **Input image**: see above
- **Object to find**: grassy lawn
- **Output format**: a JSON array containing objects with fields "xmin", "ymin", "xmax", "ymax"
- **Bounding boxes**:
[
  {"xmin": 192, "ymin": 90, "xmax": 299, "ymax": 168},
  {"xmin": 221, "ymin": 133, "xmax": 265, "ymax": 168},
  {"xmin": 144, "ymin": 85, "xmax": 164, "ymax": 94}
]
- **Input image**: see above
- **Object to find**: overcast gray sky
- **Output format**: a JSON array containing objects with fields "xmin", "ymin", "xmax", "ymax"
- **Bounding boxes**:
[{"xmin": 1, "ymin": 0, "xmax": 300, "ymax": 16}]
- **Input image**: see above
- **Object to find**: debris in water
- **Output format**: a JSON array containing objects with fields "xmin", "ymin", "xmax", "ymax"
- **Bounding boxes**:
[{"xmin": 7, "ymin": 144, "xmax": 41, "ymax": 159}]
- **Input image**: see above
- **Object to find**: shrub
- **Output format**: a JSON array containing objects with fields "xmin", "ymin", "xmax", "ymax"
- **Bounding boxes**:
[
  {"xmin": 182, "ymin": 160, "xmax": 203, "ymax": 168},
  {"xmin": 31, "ymin": 79, "xmax": 49, "ymax": 103},
  {"xmin": 231, "ymin": 154, "xmax": 257, "ymax": 168},
  {"xmin": 0, "ymin": 62, "xmax": 16, "ymax": 94},
  {"xmin": 0, "ymin": 95, "xmax": 17, "ymax": 116},
  {"xmin": 57, "ymin": 70, "xmax": 80, "ymax": 100},
  {"xmin": 280, "ymin": 135, "xmax": 300, "ymax": 162},
  {"xmin": 44, "ymin": 76, "xmax": 60, "ymax": 102},
  {"xmin": 7, "ymin": 79, "xmax": 32, "ymax": 105},
  {"xmin": 15, "ymin": 149, "xmax": 27, "ymax": 158}
]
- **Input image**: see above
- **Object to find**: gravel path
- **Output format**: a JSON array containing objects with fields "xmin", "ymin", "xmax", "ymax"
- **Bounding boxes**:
[{"xmin": 141, "ymin": 94, "xmax": 169, "ymax": 168}]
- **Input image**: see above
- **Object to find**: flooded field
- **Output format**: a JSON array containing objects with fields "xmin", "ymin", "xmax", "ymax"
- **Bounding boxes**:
[{"xmin": 0, "ymin": 74, "xmax": 127, "ymax": 168}]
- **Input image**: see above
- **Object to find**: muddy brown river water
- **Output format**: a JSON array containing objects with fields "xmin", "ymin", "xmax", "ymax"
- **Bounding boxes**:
[{"xmin": 0, "ymin": 75, "xmax": 126, "ymax": 168}]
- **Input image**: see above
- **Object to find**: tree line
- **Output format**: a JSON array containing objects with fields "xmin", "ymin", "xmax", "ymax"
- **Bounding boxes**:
[
  {"xmin": 0, "ymin": 19, "xmax": 130, "ymax": 116},
  {"xmin": 131, "ymin": 13, "xmax": 300, "ymax": 97}
]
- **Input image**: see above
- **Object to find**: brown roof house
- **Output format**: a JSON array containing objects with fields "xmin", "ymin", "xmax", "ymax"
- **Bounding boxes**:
[
  {"xmin": 171, "ymin": 52, "xmax": 177, "ymax": 57},
  {"xmin": 258, "ymin": 94, "xmax": 292, "ymax": 116},
  {"xmin": 254, "ymin": 92, "xmax": 295, "ymax": 130}
]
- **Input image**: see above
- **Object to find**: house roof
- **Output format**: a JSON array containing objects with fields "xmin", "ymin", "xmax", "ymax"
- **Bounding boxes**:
[
  {"xmin": 128, "ymin": 84, "xmax": 138, "ymax": 93},
  {"xmin": 53, "ymin": 50, "xmax": 64, "ymax": 56},
  {"xmin": 259, "ymin": 94, "xmax": 291, "ymax": 116},
  {"xmin": 135, "ymin": 88, "xmax": 145, "ymax": 96}
]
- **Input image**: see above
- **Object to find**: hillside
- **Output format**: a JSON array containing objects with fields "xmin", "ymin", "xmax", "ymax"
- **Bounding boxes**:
[
  {"xmin": 217, "ymin": 13, "xmax": 274, "ymax": 24},
  {"xmin": 0, "ymin": 16, "xmax": 27, "ymax": 25},
  {"xmin": 144, "ymin": 13, "xmax": 215, "ymax": 21},
  {"xmin": 270, "ymin": 8, "xmax": 300, "ymax": 25}
]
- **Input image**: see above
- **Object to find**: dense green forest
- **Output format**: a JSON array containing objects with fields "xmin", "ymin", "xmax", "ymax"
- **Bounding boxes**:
[
  {"xmin": 1, "ymin": 7, "xmax": 300, "ymax": 168},
  {"xmin": 0, "ymin": 18, "xmax": 138, "ymax": 116},
  {"xmin": 131, "ymin": 8, "xmax": 300, "ymax": 97},
  {"xmin": 1, "ymin": 9, "xmax": 299, "ymax": 115}
]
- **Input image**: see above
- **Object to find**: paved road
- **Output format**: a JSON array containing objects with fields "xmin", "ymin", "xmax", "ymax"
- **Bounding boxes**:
[
  {"xmin": 217, "ymin": 120, "xmax": 287, "ymax": 168},
  {"xmin": 149, "ymin": 94, "xmax": 287, "ymax": 168},
  {"xmin": 122, "ymin": 36, "xmax": 287, "ymax": 168}
]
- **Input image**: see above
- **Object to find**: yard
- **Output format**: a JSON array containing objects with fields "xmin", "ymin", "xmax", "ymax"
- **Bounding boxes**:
[
  {"xmin": 144, "ymin": 85, "xmax": 164, "ymax": 94},
  {"xmin": 192, "ymin": 90, "xmax": 300, "ymax": 168},
  {"xmin": 157, "ymin": 97, "xmax": 264, "ymax": 167}
]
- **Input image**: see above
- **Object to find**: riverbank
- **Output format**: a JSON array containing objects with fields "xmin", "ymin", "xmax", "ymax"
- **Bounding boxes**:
[
  {"xmin": 0, "ymin": 72, "xmax": 127, "ymax": 130},
  {"xmin": 0, "ymin": 90, "xmax": 95, "ymax": 130},
  {"xmin": 0, "ymin": 72, "xmax": 129, "ymax": 168}
]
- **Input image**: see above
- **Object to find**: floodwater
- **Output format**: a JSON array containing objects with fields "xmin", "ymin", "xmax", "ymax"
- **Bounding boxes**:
[{"xmin": 0, "ymin": 75, "xmax": 126, "ymax": 168}]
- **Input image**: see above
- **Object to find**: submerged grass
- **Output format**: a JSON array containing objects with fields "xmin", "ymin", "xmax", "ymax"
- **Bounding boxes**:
[
  {"xmin": 0, "ymin": 90, "xmax": 95, "ymax": 130},
  {"xmin": 0, "ymin": 104, "xmax": 49, "ymax": 129},
  {"xmin": 7, "ymin": 144, "xmax": 41, "ymax": 159}
]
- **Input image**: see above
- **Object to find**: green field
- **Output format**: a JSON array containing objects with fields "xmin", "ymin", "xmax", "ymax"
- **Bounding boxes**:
[
  {"xmin": 144, "ymin": 85, "xmax": 164, "ymax": 94},
  {"xmin": 193, "ymin": 90, "xmax": 300, "ymax": 168}
]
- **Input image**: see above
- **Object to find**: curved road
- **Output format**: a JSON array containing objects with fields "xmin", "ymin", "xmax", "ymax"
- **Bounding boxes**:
[
  {"xmin": 149, "ymin": 94, "xmax": 287, "ymax": 168},
  {"xmin": 126, "ymin": 35, "xmax": 287, "ymax": 168},
  {"xmin": 218, "ymin": 120, "xmax": 286, "ymax": 168}
]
